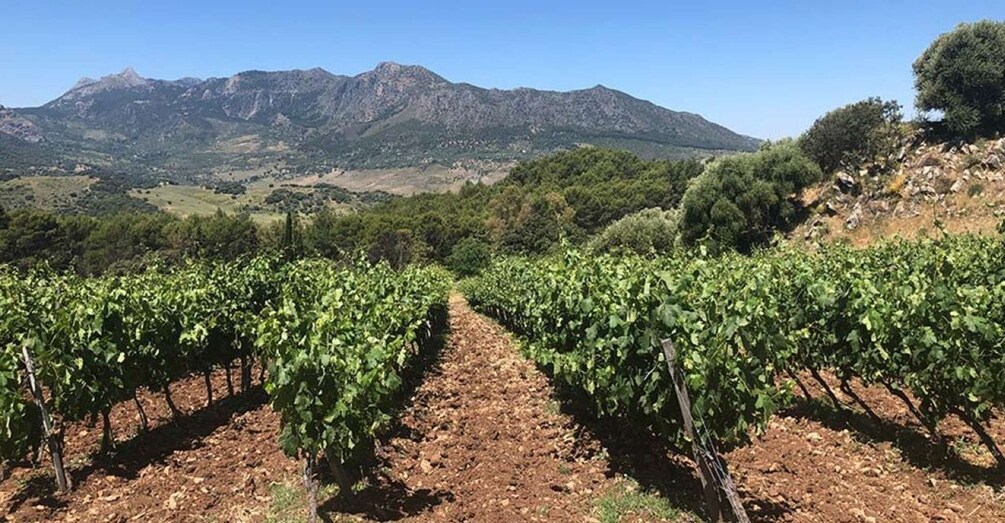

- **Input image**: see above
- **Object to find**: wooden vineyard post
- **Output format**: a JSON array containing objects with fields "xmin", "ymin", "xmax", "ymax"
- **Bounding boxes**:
[
  {"xmin": 20, "ymin": 345, "xmax": 71, "ymax": 493},
  {"xmin": 302, "ymin": 453, "xmax": 320, "ymax": 523},
  {"xmin": 661, "ymin": 339, "xmax": 749, "ymax": 523}
]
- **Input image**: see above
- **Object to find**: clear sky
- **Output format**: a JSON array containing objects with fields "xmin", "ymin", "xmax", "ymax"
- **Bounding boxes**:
[{"xmin": 2, "ymin": 1, "xmax": 1002, "ymax": 139}]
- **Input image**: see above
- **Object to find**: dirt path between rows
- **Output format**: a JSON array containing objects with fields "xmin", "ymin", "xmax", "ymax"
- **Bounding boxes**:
[
  {"xmin": 7, "ymin": 295, "xmax": 1004, "ymax": 522},
  {"xmin": 337, "ymin": 295, "xmax": 647, "ymax": 522}
]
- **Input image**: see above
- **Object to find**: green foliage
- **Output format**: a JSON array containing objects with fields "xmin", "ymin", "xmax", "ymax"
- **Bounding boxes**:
[
  {"xmin": 595, "ymin": 480, "xmax": 685, "ymax": 523},
  {"xmin": 799, "ymin": 97, "xmax": 903, "ymax": 174},
  {"xmin": 589, "ymin": 207, "xmax": 680, "ymax": 255},
  {"xmin": 0, "ymin": 256, "xmax": 449, "ymax": 491},
  {"xmin": 914, "ymin": 20, "xmax": 1005, "ymax": 136},
  {"xmin": 213, "ymin": 182, "xmax": 247, "ymax": 196},
  {"xmin": 257, "ymin": 261, "xmax": 448, "ymax": 467},
  {"xmin": 465, "ymin": 251, "xmax": 797, "ymax": 446},
  {"xmin": 446, "ymin": 237, "xmax": 493, "ymax": 277},
  {"xmin": 366, "ymin": 230, "xmax": 428, "ymax": 269},
  {"xmin": 505, "ymin": 147, "xmax": 703, "ymax": 232},
  {"xmin": 298, "ymin": 148, "xmax": 704, "ymax": 263},
  {"xmin": 0, "ymin": 257, "xmax": 285, "ymax": 465},
  {"xmin": 163, "ymin": 211, "xmax": 259, "ymax": 261},
  {"xmin": 679, "ymin": 142, "xmax": 821, "ymax": 253},
  {"xmin": 489, "ymin": 188, "xmax": 579, "ymax": 254},
  {"xmin": 0, "ymin": 209, "xmax": 261, "ymax": 274},
  {"xmin": 465, "ymin": 234, "xmax": 1005, "ymax": 455}
]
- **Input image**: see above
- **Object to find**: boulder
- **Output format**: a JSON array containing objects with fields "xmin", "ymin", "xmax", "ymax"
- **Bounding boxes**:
[
  {"xmin": 835, "ymin": 172, "xmax": 860, "ymax": 194},
  {"xmin": 985, "ymin": 153, "xmax": 1002, "ymax": 170},
  {"xmin": 846, "ymin": 203, "xmax": 863, "ymax": 230}
]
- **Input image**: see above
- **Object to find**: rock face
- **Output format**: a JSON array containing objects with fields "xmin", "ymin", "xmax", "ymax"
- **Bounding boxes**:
[
  {"xmin": 0, "ymin": 106, "xmax": 43, "ymax": 143},
  {"xmin": 5, "ymin": 63, "xmax": 759, "ymax": 177},
  {"xmin": 799, "ymin": 135, "xmax": 1005, "ymax": 242}
]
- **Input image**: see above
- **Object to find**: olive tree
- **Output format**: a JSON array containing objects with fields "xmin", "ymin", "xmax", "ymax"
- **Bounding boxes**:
[
  {"xmin": 799, "ymin": 97, "xmax": 902, "ymax": 174},
  {"xmin": 680, "ymin": 141, "xmax": 821, "ymax": 253},
  {"xmin": 914, "ymin": 20, "xmax": 1005, "ymax": 136}
]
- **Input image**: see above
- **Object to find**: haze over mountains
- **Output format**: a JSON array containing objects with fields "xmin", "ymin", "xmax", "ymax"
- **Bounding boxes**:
[{"xmin": 1, "ymin": 62, "xmax": 758, "ymax": 183}]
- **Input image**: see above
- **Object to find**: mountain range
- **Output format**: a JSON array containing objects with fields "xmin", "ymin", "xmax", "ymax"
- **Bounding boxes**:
[{"xmin": 0, "ymin": 63, "xmax": 759, "ymax": 184}]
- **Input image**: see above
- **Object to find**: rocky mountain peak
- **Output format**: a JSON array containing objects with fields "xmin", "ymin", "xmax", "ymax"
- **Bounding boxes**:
[
  {"xmin": 363, "ymin": 61, "xmax": 445, "ymax": 87},
  {"xmin": 57, "ymin": 67, "xmax": 152, "ymax": 102},
  {"xmin": 116, "ymin": 67, "xmax": 145, "ymax": 85}
]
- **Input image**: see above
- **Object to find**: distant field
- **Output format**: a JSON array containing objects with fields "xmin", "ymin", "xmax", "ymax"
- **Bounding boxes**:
[
  {"xmin": 129, "ymin": 181, "xmax": 286, "ymax": 224},
  {"xmin": 283, "ymin": 164, "xmax": 510, "ymax": 195},
  {"xmin": 0, "ymin": 175, "xmax": 97, "ymax": 211}
]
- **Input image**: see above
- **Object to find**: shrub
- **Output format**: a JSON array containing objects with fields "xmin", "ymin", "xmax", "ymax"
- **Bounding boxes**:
[
  {"xmin": 914, "ymin": 21, "xmax": 1005, "ymax": 136},
  {"xmin": 213, "ymin": 181, "xmax": 247, "ymax": 195},
  {"xmin": 680, "ymin": 141, "xmax": 822, "ymax": 253},
  {"xmin": 799, "ymin": 97, "xmax": 902, "ymax": 174},
  {"xmin": 589, "ymin": 208, "xmax": 680, "ymax": 255},
  {"xmin": 446, "ymin": 237, "xmax": 493, "ymax": 277},
  {"xmin": 367, "ymin": 229, "xmax": 428, "ymax": 269}
]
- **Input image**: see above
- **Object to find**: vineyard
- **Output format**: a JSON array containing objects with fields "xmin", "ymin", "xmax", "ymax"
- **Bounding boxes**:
[
  {"xmin": 0, "ymin": 258, "xmax": 449, "ymax": 517},
  {"xmin": 3, "ymin": 235, "xmax": 1005, "ymax": 521},
  {"xmin": 464, "ymin": 235, "xmax": 1005, "ymax": 467}
]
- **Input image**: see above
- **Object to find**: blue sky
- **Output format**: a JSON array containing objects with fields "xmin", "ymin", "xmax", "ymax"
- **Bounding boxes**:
[{"xmin": 1, "ymin": 1, "xmax": 1002, "ymax": 139}]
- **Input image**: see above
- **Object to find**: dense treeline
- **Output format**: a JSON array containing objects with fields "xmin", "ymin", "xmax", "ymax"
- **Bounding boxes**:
[
  {"xmin": 301, "ymin": 148, "xmax": 705, "ymax": 266},
  {"xmin": 0, "ymin": 208, "xmax": 258, "ymax": 274},
  {"xmin": 0, "ymin": 148, "xmax": 711, "ymax": 273}
]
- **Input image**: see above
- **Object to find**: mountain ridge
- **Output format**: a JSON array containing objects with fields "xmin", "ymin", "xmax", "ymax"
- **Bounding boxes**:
[{"xmin": 3, "ymin": 62, "xmax": 759, "ymax": 184}]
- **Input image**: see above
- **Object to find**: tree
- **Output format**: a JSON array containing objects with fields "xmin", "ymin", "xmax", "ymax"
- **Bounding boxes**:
[
  {"xmin": 680, "ymin": 142, "xmax": 821, "ymax": 253},
  {"xmin": 446, "ymin": 237, "xmax": 492, "ymax": 277},
  {"xmin": 280, "ymin": 212, "xmax": 303, "ymax": 259},
  {"xmin": 799, "ymin": 97, "xmax": 902, "ymax": 174},
  {"xmin": 165, "ymin": 210, "xmax": 258, "ymax": 260},
  {"xmin": 82, "ymin": 213, "xmax": 175, "ymax": 273},
  {"xmin": 367, "ymin": 230, "xmax": 427, "ymax": 269},
  {"xmin": 303, "ymin": 209, "xmax": 365, "ymax": 259},
  {"xmin": 914, "ymin": 20, "xmax": 1005, "ymax": 136},
  {"xmin": 589, "ymin": 208, "xmax": 681, "ymax": 255},
  {"xmin": 488, "ymin": 189, "xmax": 578, "ymax": 254}
]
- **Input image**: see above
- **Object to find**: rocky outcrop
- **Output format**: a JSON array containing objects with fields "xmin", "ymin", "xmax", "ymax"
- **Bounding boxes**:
[
  {"xmin": 800, "ymin": 136, "xmax": 1005, "ymax": 240},
  {"xmin": 0, "ymin": 106, "xmax": 43, "ymax": 143}
]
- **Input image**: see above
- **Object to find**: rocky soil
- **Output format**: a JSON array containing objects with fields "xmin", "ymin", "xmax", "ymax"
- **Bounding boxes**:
[
  {"xmin": 4, "ymin": 298, "xmax": 1005, "ymax": 522},
  {"xmin": 798, "ymin": 136, "xmax": 1005, "ymax": 244}
]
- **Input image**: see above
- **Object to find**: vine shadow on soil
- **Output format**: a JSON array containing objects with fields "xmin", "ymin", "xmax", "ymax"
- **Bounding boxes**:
[
  {"xmin": 4, "ymin": 385, "xmax": 268, "ymax": 515},
  {"xmin": 785, "ymin": 385, "xmax": 1005, "ymax": 488},
  {"xmin": 321, "ymin": 305, "xmax": 455, "ymax": 521},
  {"xmin": 549, "ymin": 381, "xmax": 793, "ymax": 523}
]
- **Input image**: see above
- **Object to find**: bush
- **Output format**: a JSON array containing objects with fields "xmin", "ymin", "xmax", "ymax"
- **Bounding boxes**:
[
  {"xmin": 213, "ymin": 181, "xmax": 247, "ymax": 195},
  {"xmin": 914, "ymin": 21, "xmax": 1005, "ymax": 136},
  {"xmin": 446, "ymin": 237, "xmax": 492, "ymax": 277},
  {"xmin": 367, "ymin": 230, "xmax": 428, "ymax": 269},
  {"xmin": 589, "ymin": 208, "xmax": 680, "ymax": 255},
  {"xmin": 799, "ymin": 97, "xmax": 902, "ymax": 174},
  {"xmin": 680, "ymin": 141, "xmax": 821, "ymax": 253}
]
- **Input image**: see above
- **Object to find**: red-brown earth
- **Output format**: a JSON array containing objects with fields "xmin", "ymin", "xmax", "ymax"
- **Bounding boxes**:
[{"xmin": 2, "ymin": 297, "xmax": 1004, "ymax": 522}]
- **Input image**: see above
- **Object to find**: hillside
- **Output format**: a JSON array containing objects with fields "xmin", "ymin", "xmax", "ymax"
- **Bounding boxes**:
[
  {"xmin": 0, "ymin": 63, "xmax": 758, "ymax": 186},
  {"xmin": 797, "ymin": 136, "xmax": 1005, "ymax": 245}
]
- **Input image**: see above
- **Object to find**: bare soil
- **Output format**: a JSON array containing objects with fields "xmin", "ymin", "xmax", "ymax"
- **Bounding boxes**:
[
  {"xmin": 3, "ymin": 297, "xmax": 1005, "ymax": 522},
  {"xmin": 330, "ymin": 295, "xmax": 635, "ymax": 523},
  {"xmin": 0, "ymin": 367, "xmax": 298, "ymax": 522},
  {"xmin": 728, "ymin": 373, "xmax": 1005, "ymax": 522}
]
